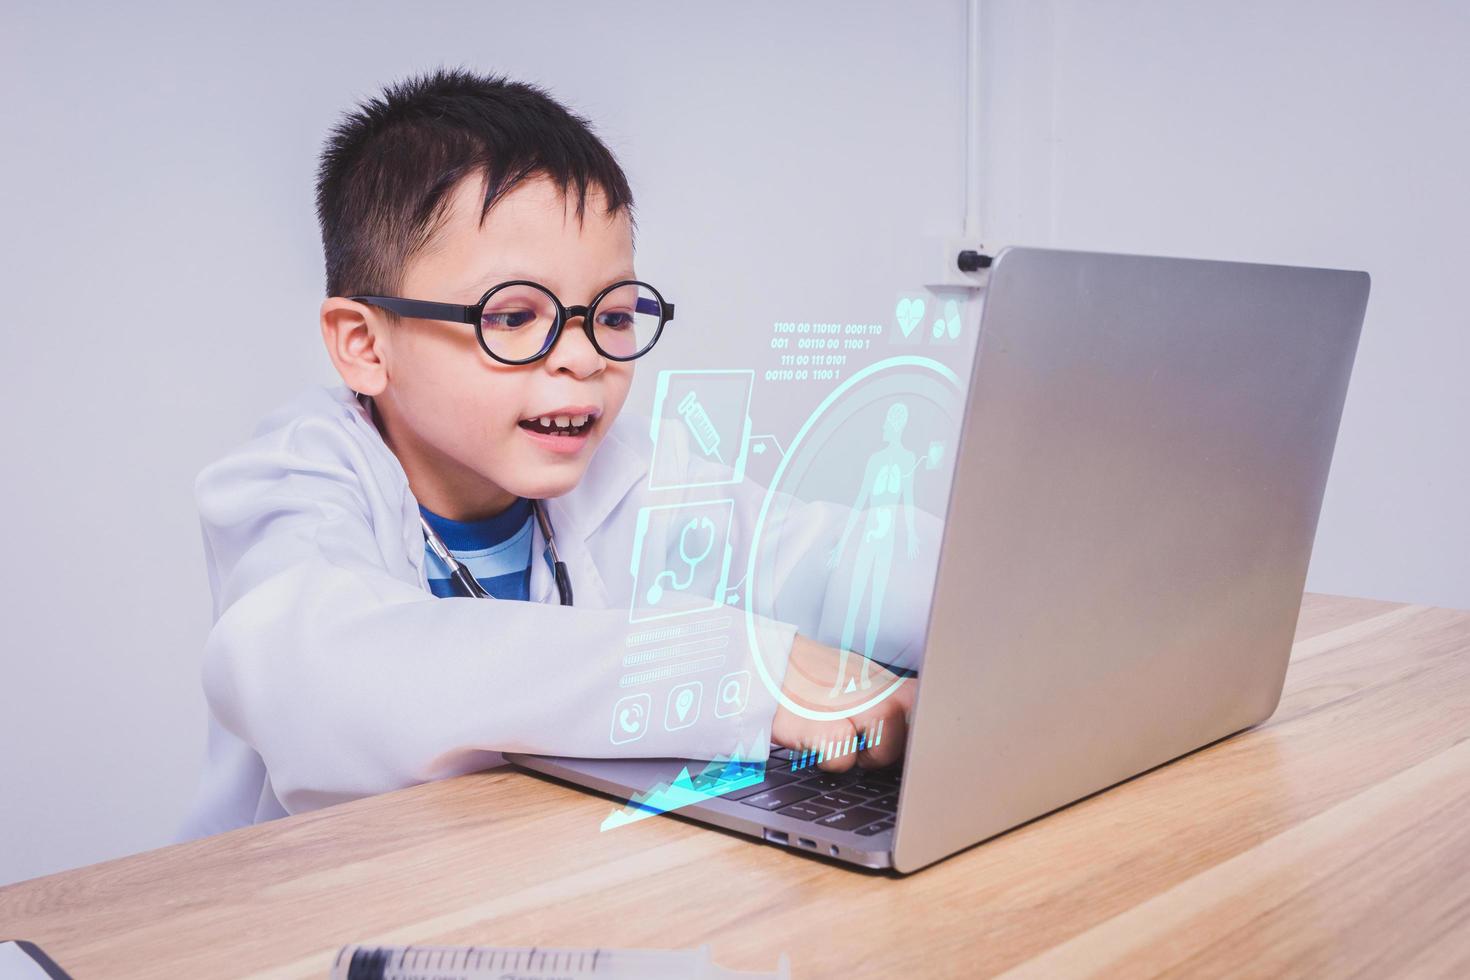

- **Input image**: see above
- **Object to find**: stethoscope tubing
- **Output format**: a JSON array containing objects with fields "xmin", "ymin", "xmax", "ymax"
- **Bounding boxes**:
[{"xmin": 419, "ymin": 498, "xmax": 572, "ymax": 605}]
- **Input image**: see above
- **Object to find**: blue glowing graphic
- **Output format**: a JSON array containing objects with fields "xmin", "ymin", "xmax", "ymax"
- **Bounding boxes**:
[
  {"xmin": 825, "ymin": 401, "xmax": 923, "ymax": 695},
  {"xmin": 894, "ymin": 296, "xmax": 926, "ymax": 339},
  {"xmin": 601, "ymin": 736, "xmax": 769, "ymax": 831},
  {"xmin": 744, "ymin": 355, "xmax": 961, "ymax": 722},
  {"xmin": 788, "ymin": 718, "xmax": 885, "ymax": 771},
  {"xmin": 677, "ymin": 390, "xmax": 724, "ymax": 464},
  {"xmin": 647, "ymin": 369, "xmax": 754, "ymax": 489},
  {"xmin": 629, "ymin": 500, "xmax": 735, "ymax": 623}
]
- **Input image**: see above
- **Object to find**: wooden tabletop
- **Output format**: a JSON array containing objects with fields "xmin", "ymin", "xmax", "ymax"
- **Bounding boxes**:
[{"xmin": 4, "ymin": 592, "xmax": 1468, "ymax": 979}]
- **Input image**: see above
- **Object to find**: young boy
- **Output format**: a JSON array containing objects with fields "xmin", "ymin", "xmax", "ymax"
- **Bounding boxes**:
[{"xmin": 176, "ymin": 67, "xmax": 935, "ymax": 841}]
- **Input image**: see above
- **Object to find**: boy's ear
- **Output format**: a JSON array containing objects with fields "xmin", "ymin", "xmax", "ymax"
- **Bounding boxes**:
[{"xmin": 321, "ymin": 298, "xmax": 388, "ymax": 396}]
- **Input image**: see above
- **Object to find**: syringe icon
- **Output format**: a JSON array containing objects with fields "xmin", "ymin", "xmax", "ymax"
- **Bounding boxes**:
[{"xmin": 677, "ymin": 390, "xmax": 724, "ymax": 464}]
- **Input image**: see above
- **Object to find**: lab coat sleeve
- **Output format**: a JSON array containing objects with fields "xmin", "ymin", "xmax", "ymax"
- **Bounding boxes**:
[{"xmin": 195, "ymin": 414, "xmax": 796, "ymax": 816}]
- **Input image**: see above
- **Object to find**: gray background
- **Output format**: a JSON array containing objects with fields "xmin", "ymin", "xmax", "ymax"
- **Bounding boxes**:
[{"xmin": 2, "ymin": 0, "xmax": 1465, "ymax": 886}]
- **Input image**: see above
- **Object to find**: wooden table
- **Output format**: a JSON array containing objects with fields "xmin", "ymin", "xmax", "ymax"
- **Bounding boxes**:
[{"xmin": 3, "ymin": 593, "xmax": 1468, "ymax": 978}]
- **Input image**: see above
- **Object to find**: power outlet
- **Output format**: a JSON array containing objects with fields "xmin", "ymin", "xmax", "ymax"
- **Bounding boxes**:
[{"xmin": 922, "ymin": 235, "xmax": 992, "ymax": 291}]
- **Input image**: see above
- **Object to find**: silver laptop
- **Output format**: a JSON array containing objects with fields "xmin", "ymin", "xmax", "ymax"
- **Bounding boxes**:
[{"xmin": 507, "ymin": 245, "xmax": 1371, "ymax": 873}]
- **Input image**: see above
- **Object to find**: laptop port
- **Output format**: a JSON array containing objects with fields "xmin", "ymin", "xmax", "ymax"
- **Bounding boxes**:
[
  {"xmin": 763, "ymin": 829, "xmax": 788, "ymax": 845},
  {"xmin": 829, "ymin": 845, "xmax": 839, "ymax": 856},
  {"xmin": 798, "ymin": 837, "xmax": 816, "ymax": 849}
]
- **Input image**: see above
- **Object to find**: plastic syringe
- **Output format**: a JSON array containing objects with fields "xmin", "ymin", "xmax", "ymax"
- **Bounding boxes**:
[{"xmin": 331, "ymin": 943, "xmax": 791, "ymax": 980}]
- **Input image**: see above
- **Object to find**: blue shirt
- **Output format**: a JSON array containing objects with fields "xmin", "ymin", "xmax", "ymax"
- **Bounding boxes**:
[{"xmin": 420, "ymin": 497, "xmax": 535, "ymax": 600}]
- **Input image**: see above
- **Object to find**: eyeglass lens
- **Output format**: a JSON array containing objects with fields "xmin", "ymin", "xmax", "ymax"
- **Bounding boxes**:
[{"xmin": 479, "ymin": 281, "xmax": 664, "ymax": 362}]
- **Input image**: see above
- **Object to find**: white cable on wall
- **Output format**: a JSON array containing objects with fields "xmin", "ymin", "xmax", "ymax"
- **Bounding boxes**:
[{"xmin": 964, "ymin": 0, "xmax": 984, "ymax": 240}]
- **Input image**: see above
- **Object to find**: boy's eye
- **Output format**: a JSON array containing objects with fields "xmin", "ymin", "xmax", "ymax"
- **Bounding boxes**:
[
  {"xmin": 483, "ymin": 309, "xmax": 537, "ymax": 331},
  {"xmin": 597, "ymin": 310, "xmax": 634, "ymax": 330}
]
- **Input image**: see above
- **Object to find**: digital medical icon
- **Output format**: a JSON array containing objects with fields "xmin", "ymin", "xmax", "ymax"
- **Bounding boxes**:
[
  {"xmin": 610, "ymin": 692, "xmax": 651, "ymax": 745},
  {"xmin": 713, "ymin": 670, "xmax": 750, "ymax": 718},
  {"xmin": 926, "ymin": 440, "xmax": 945, "ymax": 469},
  {"xmin": 677, "ymin": 391, "xmax": 723, "ymax": 464},
  {"xmin": 665, "ymin": 680, "xmax": 703, "ymax": 731},
  {"xmin": 629, "ymin": 500, "xmax": 735, "ymax": 623},
  {"xmin": 645, "ymin": 514, "xmax": 716, "ymax": 604},
  {"xmin": 931, "ymin": 298, "xmax": 963, "ymax": 341},
  {"xmin": 894, "ymin": 296, "xmax": 925, "ymax": 339},
  {"xmin": 825, "ymin": 401, "xmax": 923, "ymax": 696},
  {"xmin": 648, "ymin": 370, "xmax": 754, "ymax": 489}
]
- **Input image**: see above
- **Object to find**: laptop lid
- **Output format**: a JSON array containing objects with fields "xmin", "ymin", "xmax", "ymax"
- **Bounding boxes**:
[{"xmin": 892, "ymin": 246, "xmax": 1370, "ymax": 873}]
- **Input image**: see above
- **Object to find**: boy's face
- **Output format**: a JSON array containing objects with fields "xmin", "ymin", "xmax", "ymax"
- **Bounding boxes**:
[{"xmin": 328, "ymin": 172, "xmax": 636, "ymax": 519}]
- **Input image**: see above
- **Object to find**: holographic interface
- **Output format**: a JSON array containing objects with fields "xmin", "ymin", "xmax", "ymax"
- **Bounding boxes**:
[{"xmin": 600, "ymin": 286, "xmax": 977, "ymax": 828}]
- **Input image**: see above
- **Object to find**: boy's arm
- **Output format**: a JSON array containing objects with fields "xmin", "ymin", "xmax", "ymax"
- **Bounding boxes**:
[
  {"xmin": 196, "ymin": 415, "xmax": 796, "ymax": 816},
  {"xmin": 670, "ymin": 423, "xmax": 942, "ymax": 675}
]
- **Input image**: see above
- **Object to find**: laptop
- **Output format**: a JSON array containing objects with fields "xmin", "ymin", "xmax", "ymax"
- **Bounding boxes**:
[{"xmin": 507, "ymin": 245, "xmax": 1371, "ymax": 873}]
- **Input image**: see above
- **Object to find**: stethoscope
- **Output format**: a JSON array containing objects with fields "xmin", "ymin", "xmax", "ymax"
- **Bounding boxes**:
[
  {"xmin": 420, "ymin": 498, "xmax": 573, "ymax": 605},
  {"xmin": 644, "ymin": 515, "xmax": 717, "ymax": 604},
  {"xmin": 355, "ymin": 392, "xmax": 574, "ymax": 606}
]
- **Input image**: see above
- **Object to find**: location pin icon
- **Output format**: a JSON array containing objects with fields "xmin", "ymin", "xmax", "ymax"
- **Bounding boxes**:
[{"xmin": 676, "ymin": 688, "xmax": 694, "ymax": 721}]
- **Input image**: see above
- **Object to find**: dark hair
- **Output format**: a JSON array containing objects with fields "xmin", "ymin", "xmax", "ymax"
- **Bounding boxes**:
[{"xmin": 314, "ymin": 66, "xmax": 637, "ymax": 309}]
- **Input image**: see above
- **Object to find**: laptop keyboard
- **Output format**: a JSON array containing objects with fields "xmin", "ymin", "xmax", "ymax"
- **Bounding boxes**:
[{"xmin": 712, "ymin": 745, "xmax": 900, "ymax": 837}]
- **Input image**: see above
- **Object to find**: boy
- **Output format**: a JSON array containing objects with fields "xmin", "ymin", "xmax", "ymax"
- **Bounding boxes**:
[{"xmin": 176, "ymin": 67, "xmax": 936, "ymax": 841}]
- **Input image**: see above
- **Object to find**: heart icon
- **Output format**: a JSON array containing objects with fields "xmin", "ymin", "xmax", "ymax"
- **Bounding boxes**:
[{"xmin": 895, "ymin": 297, "xmax": 925, "ymax": 337}]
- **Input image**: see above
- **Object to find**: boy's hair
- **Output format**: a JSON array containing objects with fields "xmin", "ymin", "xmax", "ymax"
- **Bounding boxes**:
[{"xmin": 315, "ymin": 66, "xmax": 637, "ymax": 311}]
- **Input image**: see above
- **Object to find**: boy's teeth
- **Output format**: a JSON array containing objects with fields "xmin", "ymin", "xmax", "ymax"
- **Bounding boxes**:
[{"xmin": 520, "ymin": 413, "xmax": 595, "ymax": 434}]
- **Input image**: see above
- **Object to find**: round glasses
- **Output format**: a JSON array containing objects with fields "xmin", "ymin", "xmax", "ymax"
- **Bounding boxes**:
[{"xmin": 347, "ymin": 279, "xmax": 675, "ymax": 366}]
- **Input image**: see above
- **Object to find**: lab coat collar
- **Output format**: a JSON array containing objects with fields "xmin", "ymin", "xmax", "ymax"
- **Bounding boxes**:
[{"xmin": 331, "ymin": 385, "xmax": 647, "ymax": 603}]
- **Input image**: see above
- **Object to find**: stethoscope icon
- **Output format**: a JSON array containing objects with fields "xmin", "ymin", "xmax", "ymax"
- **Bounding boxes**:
[{"xmin": 645, "ymin": 515, "xmax": 717, "ymax": 605}]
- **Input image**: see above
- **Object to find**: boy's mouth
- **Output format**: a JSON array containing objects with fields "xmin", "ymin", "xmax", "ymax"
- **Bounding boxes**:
[{"xmin": 517, "ymin": 406, "xmax": 600, "ymax": 438}]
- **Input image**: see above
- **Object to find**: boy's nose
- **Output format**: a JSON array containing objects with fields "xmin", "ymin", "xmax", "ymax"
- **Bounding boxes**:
[{"xmin": 544, "ymin": 307, "xmax": 604, "ymax": 375}]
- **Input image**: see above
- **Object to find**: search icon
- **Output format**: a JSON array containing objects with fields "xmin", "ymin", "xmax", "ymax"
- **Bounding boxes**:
[{"xmin": 714, "ymin": 670, "xmax": 750, "ymax": 718}]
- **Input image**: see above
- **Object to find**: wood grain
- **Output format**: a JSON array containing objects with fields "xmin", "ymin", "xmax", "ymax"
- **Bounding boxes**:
[{"xmin": 2, "ymin": 592, "xmax": 1467, "ymax": 979}]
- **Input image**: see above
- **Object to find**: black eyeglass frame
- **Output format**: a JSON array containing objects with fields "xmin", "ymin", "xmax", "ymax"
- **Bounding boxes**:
[{"xmin": 347, "ymin": 279, "xmax": 676, "ymax": 365}]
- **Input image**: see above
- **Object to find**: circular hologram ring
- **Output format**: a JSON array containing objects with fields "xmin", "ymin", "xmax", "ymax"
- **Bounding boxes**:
[{"xmin": 745, "ymin": 355, "xmax": 962, "ymax": 721}]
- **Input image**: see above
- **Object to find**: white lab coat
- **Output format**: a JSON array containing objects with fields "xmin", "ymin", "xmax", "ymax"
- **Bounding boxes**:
[{"xmin": 174, "ymin": 383, "xmax": 940, "ymax": 841}]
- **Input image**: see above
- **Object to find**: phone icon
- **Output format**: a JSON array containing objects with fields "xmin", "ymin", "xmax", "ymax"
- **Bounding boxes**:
[{"xmin": 610, "ymin": 693, "xmax": 651, "ymax": 745}]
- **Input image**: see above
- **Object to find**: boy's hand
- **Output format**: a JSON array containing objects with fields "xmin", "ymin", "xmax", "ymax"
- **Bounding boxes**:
[{"xmin": 770, "ymin": 633, "xmax": 915, "ymax": 772}]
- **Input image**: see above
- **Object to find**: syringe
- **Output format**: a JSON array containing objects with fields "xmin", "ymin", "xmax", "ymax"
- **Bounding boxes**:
[
  {"xmin": 677, "ymin": 391, "xmax": 725, "ymax": 464},
  {"xmin": 331, "ymin": 943, "xmax": 790, "ymax": 980}
]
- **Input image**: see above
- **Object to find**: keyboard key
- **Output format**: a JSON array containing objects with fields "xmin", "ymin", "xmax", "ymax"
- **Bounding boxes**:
[
  {"xmin": 721, "ymin": 769, "xmax": 798, "ymax": 801},
  {"xmin": 843, "ymin": 779, "xmax": 889, "ymax": 797},
  {"xmin": 855, "ymin": 818, "xmax": 895, "ymax": 836},
  {"xmin": 740, "ymin": 784, "xmax": 821, "ymax": 811},
  {"xmin": 869, "ymin": 794, "xmax": 899, "ymax": 813},
  {"xmin": 799, "ymin": 773, "xmax": 848, "ymax": 791},
  {"xmin": 815, "ymin": 805, "xmax": 886, "ymax": 832},
  {"xmin": 776, "ymin": 801, "xmax": 835, "ymax": 821},
  {"xmin": 720, "ymin": 764, "xmax": 799, "ymax": 799},
  {"xmin": 812, "ymin": 791, "xmax": 865, "ymax": 809}
]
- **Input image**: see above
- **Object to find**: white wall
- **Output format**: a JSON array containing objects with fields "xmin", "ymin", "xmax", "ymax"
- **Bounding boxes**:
[
  {"xmin": 0, "ymin": 0, "xmax": 967, "ymax": 885},
  {"xmin": 979, "ymin": 0, "xmax": 1470, "ymax": 610},
  {"xmin": 3, "ymin": 0, "xmax": 1465, "ymax": 887}
]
